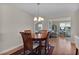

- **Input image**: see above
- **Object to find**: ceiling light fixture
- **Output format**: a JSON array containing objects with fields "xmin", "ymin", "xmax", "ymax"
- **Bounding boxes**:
[{"xmin": 34, "ymin": 3, "xmax": 44, "ymax": 22}]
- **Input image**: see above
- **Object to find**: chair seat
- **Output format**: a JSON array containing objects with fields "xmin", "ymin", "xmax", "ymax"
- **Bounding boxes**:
[{"xmin": 33, "ymin": 43, "xmax": 39, "ymax": 49}]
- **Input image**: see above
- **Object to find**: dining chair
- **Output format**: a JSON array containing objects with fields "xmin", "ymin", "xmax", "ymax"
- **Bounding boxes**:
[
  {"xmin": 39, "ymin": 30, "xmax": 49, "ymax": 54},
  {"xmin": 24, "ymin": 30, "xmax": 40, "ymax": 45},
  {"xmin": 20, "ymin": 32, "xmax": 39, "ymax": 54}
]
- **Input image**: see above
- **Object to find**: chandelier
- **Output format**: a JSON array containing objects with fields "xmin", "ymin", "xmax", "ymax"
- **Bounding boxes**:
[{"xmin": 34, "ymin": 3, "xmax": 44, "ymax": 22}]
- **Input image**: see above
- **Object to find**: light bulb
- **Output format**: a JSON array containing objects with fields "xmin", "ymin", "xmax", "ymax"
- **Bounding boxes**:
[
  {"xmin": 34, "ymin": 17, "xmax": 37, "ymax": 21},
  {"xmin": 41, "ymin": 18, "xmax": 44, "ymax": 21},
  {"xmin": 38, "ymin": 17, "xmax": 41, "ymax": 21}
]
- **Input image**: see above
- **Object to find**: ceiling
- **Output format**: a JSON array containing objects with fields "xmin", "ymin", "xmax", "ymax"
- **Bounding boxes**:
[{"xmin": 13, "ymin": 3, "xmax": 79, "ymax": 18}]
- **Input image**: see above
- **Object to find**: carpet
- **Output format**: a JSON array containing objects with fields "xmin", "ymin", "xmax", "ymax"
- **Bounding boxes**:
[{"xmin": 11, "ymin": 45, "xmax": 54, "ymax": 55}]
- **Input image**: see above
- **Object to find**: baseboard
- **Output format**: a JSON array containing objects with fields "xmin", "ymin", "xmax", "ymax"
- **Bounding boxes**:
[{"xmin": 0, "ymin": 44, "xmax": 23, "ymax": 55}]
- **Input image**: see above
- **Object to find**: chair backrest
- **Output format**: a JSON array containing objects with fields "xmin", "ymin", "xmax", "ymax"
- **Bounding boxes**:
[
  {"xmin": 24, "ymin": 30, "xmax": 31, "ymax": 33},
  {"xmin": 20, "ymin": 32, "xmax": 33, "ymax": 51},
  {"xmin": 41, "ymin": 30, "xmax": 48, "ymax": 39}
]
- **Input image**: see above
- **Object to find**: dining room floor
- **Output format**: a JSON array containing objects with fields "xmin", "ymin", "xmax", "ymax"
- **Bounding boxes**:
[
  {"xmin": 49, "ymin": 37, "xmax": 76, "ymax": 55},
  {"xmin": 11, "ymin": 37, "xmax": 77, "ymax": 55}
]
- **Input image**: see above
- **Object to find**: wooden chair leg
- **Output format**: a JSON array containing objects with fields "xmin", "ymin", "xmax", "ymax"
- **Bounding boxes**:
[
  {"xmin": 76, "ymin": 48, "xmax": 78, "ymax": 55},
  {"xmin": 36, "ymin": 47, "xmax": 38, "ymax": 54},
  {"xmin": 39, "ymin": 40, "xmax": 42, "ymax": 54}
]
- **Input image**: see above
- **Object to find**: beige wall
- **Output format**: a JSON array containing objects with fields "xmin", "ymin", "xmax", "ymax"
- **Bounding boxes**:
[
  {"xmin": 71, "ymin": 9, "xmax": 79, "ymax": 47},
  {"xmin": 0, "ymin": 5, "xmax": 4, "ymax": 52},
  {"xmin": 0, "ymin": 4, "xmax": 34, "ymax": 52}
]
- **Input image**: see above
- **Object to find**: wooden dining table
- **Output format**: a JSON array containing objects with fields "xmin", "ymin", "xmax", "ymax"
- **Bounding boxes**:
[{"xmin": 32, "ymin": 33, "xmax": 48, "ymax": 54}]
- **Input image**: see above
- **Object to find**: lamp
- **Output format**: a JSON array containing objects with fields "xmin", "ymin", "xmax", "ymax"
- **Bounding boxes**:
[{"xmin": 34, "ymin": 3, "xmax": 44, "ymax": 22}]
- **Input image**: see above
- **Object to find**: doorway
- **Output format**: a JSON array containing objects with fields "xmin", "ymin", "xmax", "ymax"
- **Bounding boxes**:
[{"xmin": 48, "ymin": 20, "xmax": 71, "ymax": 38}]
